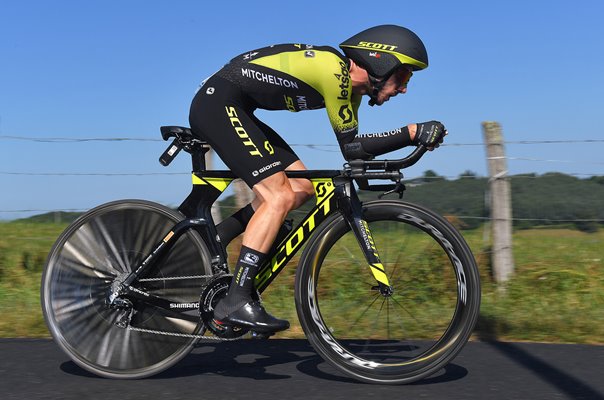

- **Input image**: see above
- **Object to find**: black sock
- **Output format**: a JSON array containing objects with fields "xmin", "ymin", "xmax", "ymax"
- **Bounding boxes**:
[
  {"xmin": 214, "ymin": 245, "xmax": 267, "ymax": 319},
  {"xmin": 230, "ymin": 245, "xmax": 265, "ymax": 294},
  {"xmin": 216, "ymin": 204, "xmax": 255, "ymax": 246}
]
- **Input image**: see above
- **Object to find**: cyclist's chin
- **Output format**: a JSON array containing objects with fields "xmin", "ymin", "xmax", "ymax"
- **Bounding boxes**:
[{"xmin": 375, "ymin": 95, "xmax": 393, "ymax": 106}]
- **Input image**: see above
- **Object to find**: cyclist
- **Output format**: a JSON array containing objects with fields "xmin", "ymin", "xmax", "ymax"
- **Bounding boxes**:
[{"xmin": 188, "ymin": 24, "xmax": 447, "ymax": 334}]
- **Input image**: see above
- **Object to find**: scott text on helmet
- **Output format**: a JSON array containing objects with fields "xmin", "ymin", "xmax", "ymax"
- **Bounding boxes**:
[{"xmin": 358, "ymin": 41, "xmax": 398, "ymax": 51}]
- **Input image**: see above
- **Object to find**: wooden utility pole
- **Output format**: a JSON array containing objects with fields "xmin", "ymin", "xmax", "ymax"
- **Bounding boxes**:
[{"xmin": 482, "ymin": 122, "xmax": 515, "ymax": 283}]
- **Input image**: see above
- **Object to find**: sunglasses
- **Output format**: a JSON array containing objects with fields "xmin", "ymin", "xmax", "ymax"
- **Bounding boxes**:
[{"xmin": 399, "ymin": 66, "xmax": 413, "ymax": 86}]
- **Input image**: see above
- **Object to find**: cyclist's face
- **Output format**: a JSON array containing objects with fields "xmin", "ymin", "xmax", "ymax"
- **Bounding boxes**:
[{"xmin": 375, "ymin": 67, "xmax": 413, "ymax": 105}]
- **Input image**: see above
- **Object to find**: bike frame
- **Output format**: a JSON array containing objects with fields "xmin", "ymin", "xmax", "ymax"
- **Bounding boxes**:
[
  {"xmin": 44, "ymin": 127, "xmax": 477, "ymax": 384},
  {"xmin": 115, "ymin": 148, "xmax": 393, "ymax": 316}
]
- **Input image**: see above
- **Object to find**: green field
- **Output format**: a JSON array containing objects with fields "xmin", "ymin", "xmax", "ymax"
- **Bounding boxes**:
[{"xmin": 0, "ymin": 220, "xmax": 602, "ymax": 343}]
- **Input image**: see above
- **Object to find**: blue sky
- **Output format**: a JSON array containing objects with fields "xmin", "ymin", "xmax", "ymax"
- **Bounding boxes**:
[{"xmin": 1, "ymin": 1, "xmax": 603, "ymax": 220}]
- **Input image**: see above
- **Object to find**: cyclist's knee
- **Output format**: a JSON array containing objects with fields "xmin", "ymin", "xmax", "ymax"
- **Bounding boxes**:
[
  {"xmin": 297, "ymin": 179, "xmax": 315, "ymax": 199},
  {"xmin": 272, "ymin": 186, "xmax": 297, "ymax": 213},
  {"xmin": 253, "ymin": 173, "xmax": 297, "ymax": 213}
]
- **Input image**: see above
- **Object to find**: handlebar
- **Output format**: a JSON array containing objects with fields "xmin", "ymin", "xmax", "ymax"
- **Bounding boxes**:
[
  {"xmin": 347, "ymin": 145, "xmax": 428, "ymax": 172},
  {"xmin": 346, "ymin": 146, "xmax": 429, "ymax": 194}
]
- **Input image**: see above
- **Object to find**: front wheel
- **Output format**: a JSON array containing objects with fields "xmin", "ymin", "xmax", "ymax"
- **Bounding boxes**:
[
  {"xmin": 295, "ymin": 200, "xmax": 481, "ymax": 384},
  {"xmin": 41, "ymin": 200, "xmax": 212, "ymax": 378}
]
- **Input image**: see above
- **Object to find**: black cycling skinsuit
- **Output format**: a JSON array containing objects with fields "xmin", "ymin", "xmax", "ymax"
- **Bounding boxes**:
[{"xmin": 189, "ymin": 43, "xmax": 411, "ymax": 187}]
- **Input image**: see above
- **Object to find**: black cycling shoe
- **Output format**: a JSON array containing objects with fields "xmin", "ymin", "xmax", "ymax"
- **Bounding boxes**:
[{"xmin": 213, "ymin": 301, "xmax": 290, "ymax": 333}]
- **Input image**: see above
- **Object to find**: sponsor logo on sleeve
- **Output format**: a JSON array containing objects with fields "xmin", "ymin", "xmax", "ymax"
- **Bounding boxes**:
[
  {"xmin": 338, "ymin": 104, "xmax": 353, "ymax": 124},
  {"xmin": 333, "ymin": 61, "xmax": 351, "ymax": 100}
]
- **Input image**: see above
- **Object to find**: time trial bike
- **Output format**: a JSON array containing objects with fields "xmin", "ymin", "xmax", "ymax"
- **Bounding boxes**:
[{"xmin": 41, "ymin": 126, "xmax": 480, "ymax": 384}]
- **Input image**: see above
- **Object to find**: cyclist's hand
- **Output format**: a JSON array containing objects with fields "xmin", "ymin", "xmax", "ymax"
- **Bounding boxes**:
[{"xmin": 414, "ymin": 121, "xmax": 447, "ymax": 150}]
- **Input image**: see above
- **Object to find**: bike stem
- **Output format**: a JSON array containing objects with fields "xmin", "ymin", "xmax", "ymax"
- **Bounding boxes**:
[{"xmin": 336, "ymin": 180, "xmax": 393, "ymax": 296}]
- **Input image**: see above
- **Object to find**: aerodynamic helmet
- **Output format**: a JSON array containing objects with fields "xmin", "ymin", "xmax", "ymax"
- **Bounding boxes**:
[{"xmin": 339, "ymin": 25, "xmax": 429, "ymax": 80}]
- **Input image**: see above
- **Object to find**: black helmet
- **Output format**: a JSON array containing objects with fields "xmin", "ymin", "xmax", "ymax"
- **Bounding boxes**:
[{"xmin": 340, "ymin": 25, "xmax": 429, "ymax": 79}]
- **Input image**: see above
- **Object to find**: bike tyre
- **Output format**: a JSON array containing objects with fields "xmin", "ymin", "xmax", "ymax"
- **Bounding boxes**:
[
  {"xmin": 295, "ymin": 200, "xmax": 480, "ymax": 384},
  {"xmin": 41, "ymin": 200, "xmax": 212, "ymax": 379}
]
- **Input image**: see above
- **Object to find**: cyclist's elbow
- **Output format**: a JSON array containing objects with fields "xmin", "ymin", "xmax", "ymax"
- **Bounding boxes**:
[{"xmin": 342, "ymin": 142, "xmax": 373, "ymax": 161}]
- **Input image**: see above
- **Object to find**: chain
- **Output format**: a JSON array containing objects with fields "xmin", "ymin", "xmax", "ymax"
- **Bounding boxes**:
[
  {"xmin": 138, "ymin": 275, "xmax": 214, "ymax": 282},
  {"xmin": 127, "ymin": 325, "xmax": 241, "ymax": 341},
  {"xmin": 125, "ymin": 273, "xmax": 254, "ymax": 341}
]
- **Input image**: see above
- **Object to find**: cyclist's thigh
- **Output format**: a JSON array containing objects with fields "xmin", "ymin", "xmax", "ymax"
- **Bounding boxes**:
[
  {"xmin": 189, "ymin": 77, "xmax": 296, "ymax": 187},
  {"xmin": 246, "ymin": 116, "xmax": 313, "ymax": 197},
  {"xmin": 249, "ymin": 114, "xmax": 300, "ymax": 169}
]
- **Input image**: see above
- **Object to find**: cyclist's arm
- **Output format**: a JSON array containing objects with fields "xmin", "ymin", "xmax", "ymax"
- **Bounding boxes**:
[
  {"xmin": 327, "ymin": 96, "xmax": 414, "ymax": 160},
  {"xmin": 313, "ymin": 53, "xmax": 414, "ymax": 160},
  {"xmin": 347, "ymin": 126, "xmax": 414, "ymax": 159}
]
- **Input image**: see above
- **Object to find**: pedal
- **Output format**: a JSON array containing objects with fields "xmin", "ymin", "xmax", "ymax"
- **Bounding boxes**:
[{"xmin": 251, "ymin": 331, "xmax": 275, "ymax": 340}]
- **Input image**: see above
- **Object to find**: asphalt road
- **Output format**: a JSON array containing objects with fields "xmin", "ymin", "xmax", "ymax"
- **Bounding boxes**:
[{"xmin": 1, "ymin": 338, "xmax": 603, "ymax": 400}]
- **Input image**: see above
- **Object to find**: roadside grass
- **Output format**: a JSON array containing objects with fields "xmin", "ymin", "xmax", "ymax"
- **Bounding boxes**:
[
  {"xmin": 475, "ymin": 228, "xmax": 604, "ymax": 344},
  {"xmin": 0, "ymin": 221, "xmax": 602, "ymax": 343},
  {"xmin": 0, "ymin": 221, "xmax": 67, "ymax": 337}
]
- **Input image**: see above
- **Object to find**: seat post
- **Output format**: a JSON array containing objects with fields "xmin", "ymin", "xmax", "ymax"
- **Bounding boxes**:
[{"xmin": 191, "ymin": 146, "xmax": 210, "ymax": 172}]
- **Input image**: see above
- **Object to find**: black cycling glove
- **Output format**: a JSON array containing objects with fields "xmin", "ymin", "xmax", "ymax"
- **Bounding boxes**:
[{"xmin": 414, "ymin": 121, "xmax": 447, "ymax": 148}]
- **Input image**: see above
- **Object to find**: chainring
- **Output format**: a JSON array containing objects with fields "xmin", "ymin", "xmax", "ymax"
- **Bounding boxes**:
[{"xmin": 199, "ymin": 274, "xmax": 250, "ymax": 339}]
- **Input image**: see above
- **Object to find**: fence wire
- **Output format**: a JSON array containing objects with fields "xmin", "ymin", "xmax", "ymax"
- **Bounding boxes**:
[{"xmin": 1, "ymin": 135, "xmax": 602, "ymax": 218}]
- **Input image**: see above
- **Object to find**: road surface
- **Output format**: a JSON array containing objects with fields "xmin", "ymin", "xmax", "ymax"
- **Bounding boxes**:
[{"xmin": 0, "ymin": 339, "xmax": 602, "ymax": 400}]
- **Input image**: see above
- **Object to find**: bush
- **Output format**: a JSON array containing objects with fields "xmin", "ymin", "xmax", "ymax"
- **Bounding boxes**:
[{"xmin": 21, "ymin": 251, "xmax": 46, "ymax": 273}]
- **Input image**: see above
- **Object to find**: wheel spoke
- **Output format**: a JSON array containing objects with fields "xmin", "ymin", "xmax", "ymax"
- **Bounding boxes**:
[
  {"xmin": 344, "ymin": 292, "xmax": 381, "ymax": 334},
  {"xmin": 63, "ymin": 238, "xmax": 119, "ymax": 278},
  {"xmin": 388, "ymin": 250, "xmax": 405, "ymax": 282},
  {"xmin": 390, "ymin": 295, "xmax": 422, "ymax": 324},
  {"xmin": 387, "ymin": 297, "xmax": 391, "ymax": 339}
]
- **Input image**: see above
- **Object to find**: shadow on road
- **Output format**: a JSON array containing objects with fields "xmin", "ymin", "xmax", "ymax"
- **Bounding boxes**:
[
  {"xmin": 485, "ymin": 341, "xmax": 604, "ymax": 400},
  {"xmin": 59, "ymin": 339, "xmax": 468, "ymax": 385},
  {"xmin": 477, "ymin": 314, "xmax": 604, "ymax": 400}
]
